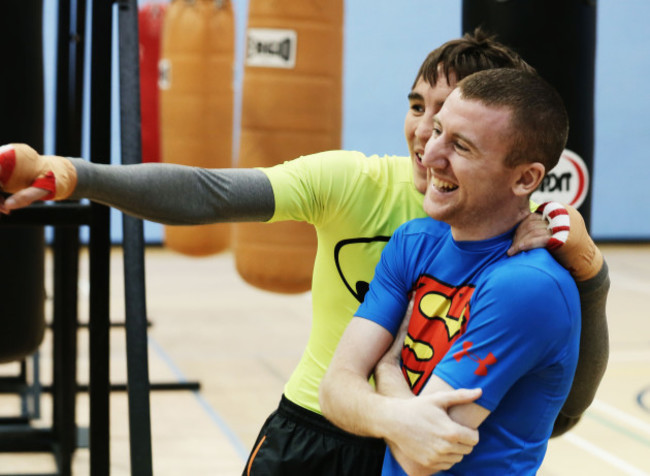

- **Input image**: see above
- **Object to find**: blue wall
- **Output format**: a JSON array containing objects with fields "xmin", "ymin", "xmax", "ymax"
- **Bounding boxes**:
[
  {"xmin": 43, "ymin": 1, "xmax": 650, "ymax": 241},
  {"xmin": 336, "ymin": 0, "xmax": 650, "ymax": 241},
  {"xmin": 591, "ymin": 1, "xmax": 650, "ymax": 240}
]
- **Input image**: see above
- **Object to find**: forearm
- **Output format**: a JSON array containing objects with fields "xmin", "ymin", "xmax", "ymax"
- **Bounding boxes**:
[
  {"xmin": 552, "ymin": 260, "xmax": 610, "ymax": 436},
  {"xmin": 69, "ymin": 159, "xmax": 274, "ymax": 224},
  {"xmin": 387, "ymin": 378, "xmax": 483, "ymax": 475},
  {"xmin": 320, "ymin": 367, "xmax": 396, "ymax": 439},
  {"xmin": 375, "ymin": 359, "xmax": 414, "ymax": 399},
  {"xmin": 322, "ymin": 317, "xmax": 481, "ymax": 473}
]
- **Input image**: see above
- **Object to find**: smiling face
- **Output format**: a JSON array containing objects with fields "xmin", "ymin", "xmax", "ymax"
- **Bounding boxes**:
[
  {"xmin": 421, "ymin": 89, "xmax": 525, "ymax": 241},
  {"xmin": 404, "ymin": 69, "xmax": 457, "ymax": 194}
]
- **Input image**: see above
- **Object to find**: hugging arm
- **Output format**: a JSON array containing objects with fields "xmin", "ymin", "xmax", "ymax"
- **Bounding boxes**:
[
  {"xmin": 552, "ymin": 260, "xmax": 610, "ymax": 436},
  {"xmin": 320, "ymin": 317, "xmax": 480, "ymax": 474},
  {"xmin": 538, "ymin": 204, "xmax": 610, "ymax": 436},
  {"xmin": 510, "ymin": 205, "xmax": 610, "ymax": 436}
]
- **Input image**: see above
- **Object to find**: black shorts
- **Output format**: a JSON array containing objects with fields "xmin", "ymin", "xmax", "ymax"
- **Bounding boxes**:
[{"xmin": 243, "ymin": 395, "xmax": 386, "ymax": 476}]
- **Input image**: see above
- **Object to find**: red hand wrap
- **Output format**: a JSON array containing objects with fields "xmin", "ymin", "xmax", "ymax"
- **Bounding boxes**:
[
  {"xmin": 536, "ymin": 201, "xmax": 602, "ymax": 281},
  {"xmin": 31, "ymin": 171, "xmax": 56, "ymax": 200},
  {"xmin": 0, "ymin": 145, "xmax": 17, "ymax": 185},
  {"xmin": 0, "ymin": 143, "xmax": 76, "ymax": 201}
]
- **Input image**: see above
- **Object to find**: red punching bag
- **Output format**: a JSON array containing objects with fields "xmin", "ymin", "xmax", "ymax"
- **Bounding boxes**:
[
  {"xmin": 234, "ymin": 0, "xmax": 344, "ymax": 293},
  {"xmin": 139, "ymin": 2, "xmax": 166, "ymax": 163}
]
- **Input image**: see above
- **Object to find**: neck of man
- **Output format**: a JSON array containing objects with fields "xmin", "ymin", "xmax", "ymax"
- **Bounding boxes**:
[{"xmin": 449, "ymin": 201, "xmax": 531, "ymax": 242}]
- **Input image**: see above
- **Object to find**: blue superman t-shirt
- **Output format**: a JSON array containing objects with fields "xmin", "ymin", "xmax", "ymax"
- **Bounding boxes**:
[{"xmin": 356, "ymin": 217, "xmax": 581, "ymax": 475}]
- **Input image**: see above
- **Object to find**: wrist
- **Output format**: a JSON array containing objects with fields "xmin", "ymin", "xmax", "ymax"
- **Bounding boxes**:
[
  {"xmin": 372, "ymin": 396, "xmax": 404, "ymax": 441},
  {"xmin": 553, "ymin": 205, "xmax": 603, "ymax": 281},
  {"xmin": 539, "ymin": 202, "xmax": 603, "ymax": 281}
]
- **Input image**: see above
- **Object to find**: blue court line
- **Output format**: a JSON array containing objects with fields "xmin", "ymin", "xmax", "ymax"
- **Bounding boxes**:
[
  {"xmin": 637, "ymin": 385, "xmax": 650, "ymax": 414},
  {"xmin": 147, "ymin": 336, "xmax": 249, "ymax": 461}
]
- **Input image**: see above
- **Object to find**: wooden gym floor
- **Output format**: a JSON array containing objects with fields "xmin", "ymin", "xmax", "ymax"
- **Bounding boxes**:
[{"xmin": 1, "ymin": 242, "xmax": 649, "ymax": 475}]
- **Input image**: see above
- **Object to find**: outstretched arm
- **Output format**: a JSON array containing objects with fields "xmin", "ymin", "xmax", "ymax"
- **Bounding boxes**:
[
  {"xmin": 69, "ymin": 159, "xmax": 275, "ymax": 224},
  {"xmin": 0, "ymin": 143, "xmax": 275, "ymax": 224}
]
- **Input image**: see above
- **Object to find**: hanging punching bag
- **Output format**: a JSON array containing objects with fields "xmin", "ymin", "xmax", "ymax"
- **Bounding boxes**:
[
  {"xmin": 139, "ymin": 2, "xmax": 166, "ymax": 163},
  {"xmin": 234, "ymin": 0, "xmax": 344, "ymax": 293},
  {"xmin": 159, "ymin": 0, "xmax": 235, "ymax": 255},
  {"xmin": 0, "ymin": 0, "xmax": 46, "ymax": 363},
  {"xmin": 462, "ymin": 0, "xmax": 596, "ymax": 230}
]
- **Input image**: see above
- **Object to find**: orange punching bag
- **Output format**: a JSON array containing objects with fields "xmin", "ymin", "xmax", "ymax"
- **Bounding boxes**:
[
  {"xmin": 234, "ymin": 0, "xmax": 344, "ymax": 293},
  {"xmin": 139, "ymin": 2, "xmax": 166, "ymax": 163},
  {"xmin": 159, "ymin": 0, "xmax": 235, "ymax": 255}
]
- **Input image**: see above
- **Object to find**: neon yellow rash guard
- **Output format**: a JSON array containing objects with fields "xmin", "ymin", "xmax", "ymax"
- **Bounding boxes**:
[{"xmin": 260, "ymin": 150, "xmax": 427, "ymax": 414}]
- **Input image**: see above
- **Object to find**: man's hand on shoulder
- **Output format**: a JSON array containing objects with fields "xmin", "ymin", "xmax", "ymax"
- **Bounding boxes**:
[{"xmin": 508, "ymin": 202, "xmax": 603, "ymax": 282}]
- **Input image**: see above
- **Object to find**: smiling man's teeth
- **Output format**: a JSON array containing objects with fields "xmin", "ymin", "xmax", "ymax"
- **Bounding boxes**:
[{"xmin": 432, "ymin": 177, "xmax": 458, "ymax": 191}]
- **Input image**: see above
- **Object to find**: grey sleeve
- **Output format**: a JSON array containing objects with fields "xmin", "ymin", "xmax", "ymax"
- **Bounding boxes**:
[
  {"xmin": 68, "ymin": 159, "xmax": 275, "ymax": 224},
  {"xmin": 552, "ymin": 260, "xmax": 610, "ymax": 437}
]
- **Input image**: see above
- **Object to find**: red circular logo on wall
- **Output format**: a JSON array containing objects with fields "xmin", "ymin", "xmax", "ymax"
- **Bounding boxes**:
[{"xmin": 531, "ymin": 149, "xmax": 590, "ymax": 208}]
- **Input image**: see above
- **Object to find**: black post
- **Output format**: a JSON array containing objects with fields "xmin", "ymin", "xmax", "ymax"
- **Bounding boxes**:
[
  {"xmin": 51, "ymin": 0, "xmax": 88, "ymax": 473},
  {"xmin": 462, "ymin": 0, "xmax": 597, "ymax": 230},
  {"xmin": 88, "ymin": 1, "xmax": 113, "ymax": 475},
  {"xmin": 0, "ymin": 0, "xmax": 46, "ymax": 364},
  {"xmin": 116, "ymin": 0, "xmax": 155, "ymax": 474}
]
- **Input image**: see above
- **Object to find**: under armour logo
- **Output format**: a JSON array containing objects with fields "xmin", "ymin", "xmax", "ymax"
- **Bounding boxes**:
[{"xmin": 453, "ymin": 341, "xmax": 497, "ymax": 376}]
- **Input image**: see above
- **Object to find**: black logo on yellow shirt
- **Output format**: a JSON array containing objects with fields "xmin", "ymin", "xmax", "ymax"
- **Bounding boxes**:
[{"xmin": 334, "ymin": 236, "xmax": 390, "ymax": 303}]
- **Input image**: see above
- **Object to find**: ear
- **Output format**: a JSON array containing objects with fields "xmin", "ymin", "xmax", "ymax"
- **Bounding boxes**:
[{"xmin": 512, "ymin": 162, "xmax": 545, "ymax": 197}]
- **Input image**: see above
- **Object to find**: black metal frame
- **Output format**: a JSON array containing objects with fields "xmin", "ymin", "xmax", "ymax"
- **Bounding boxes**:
[
  {"xmin": 0, "ymin": 1, "xmax": 206, "ymax": 474},
  {"xmin": 0, "ymin": 1, "xmax": 136, "ymax": 475},
  {"xmin": 0, "ymin": 356, "xmax": 41, "ymax": 425}
]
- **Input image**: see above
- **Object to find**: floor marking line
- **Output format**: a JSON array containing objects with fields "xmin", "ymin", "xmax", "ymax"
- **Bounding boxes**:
[
  {"xmin": 148, "ymin": 336, "xmax": 249, "ymax": 461},
  {"xmin": 591, "ymin": 399, "xmax": 650, "ymax": 438},
  {"xmin": 608, "ymin": 271, "xmax": 650, "ymax": 294},
  {"xmin": 563, "ymin": 433, "xmax": 650, "ymax": 476}
]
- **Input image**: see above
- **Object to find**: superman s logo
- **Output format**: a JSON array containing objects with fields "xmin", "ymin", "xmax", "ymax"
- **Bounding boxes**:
[
  {"xmin": 416, "ymin": 276, "xmax": 474, "ymax": 341},
  {"xmin": 400, "ymin": 275, "xmax": 475, "ymax": 394}
]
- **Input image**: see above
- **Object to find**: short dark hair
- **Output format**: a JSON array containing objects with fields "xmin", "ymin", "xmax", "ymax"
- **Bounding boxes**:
[
  {"xmin": 457, "ymin": 68, "xmax": 569, "ymax": 172},
  {"xmin": 413, "ymin": 27, "xmax": 535, "ymax": 90}
]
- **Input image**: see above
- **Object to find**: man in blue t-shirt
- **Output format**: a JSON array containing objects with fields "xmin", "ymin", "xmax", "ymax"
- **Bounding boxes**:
[{"xmin": 320, "ymin": 69, "xmax": 581, "ymax": 475}]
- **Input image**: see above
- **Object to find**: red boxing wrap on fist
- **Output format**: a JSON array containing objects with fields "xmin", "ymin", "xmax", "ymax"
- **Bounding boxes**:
[
  {"xmin": 0, "ymin": 143, "xmax": 77, "ymax": 201},
  {"xmin": 537, "ymin": 201, "xmax": 603, "ymax": 282}
]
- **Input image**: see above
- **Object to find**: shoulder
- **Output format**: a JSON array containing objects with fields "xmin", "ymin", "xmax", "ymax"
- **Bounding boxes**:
[
  {"xmin": 260, "ymin": 150, "xmax": 408, "ymax": 174},
  {"xmin": 485, "ymin": 249, "xmax": 575, "ymax": 293},
  {"xmin": 489, "ymin": 248, "xmax": 572, "ymax": 281},
  {"xmin": 477, "ymin": 249, "xmax": 580, "ymax": 326},
  {"xmin": 259, "ymin": 150, "xmax": 410, "ymax": 189}
]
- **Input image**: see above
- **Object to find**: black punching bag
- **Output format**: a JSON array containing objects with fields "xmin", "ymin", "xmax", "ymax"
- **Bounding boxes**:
[
  {"xmin": 463, "ymin": 0, "xmax": 596, "ymax": 230},
  {"xmin": 0, "ymin": 0, "xmax": 46, "ymax": 363}
]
